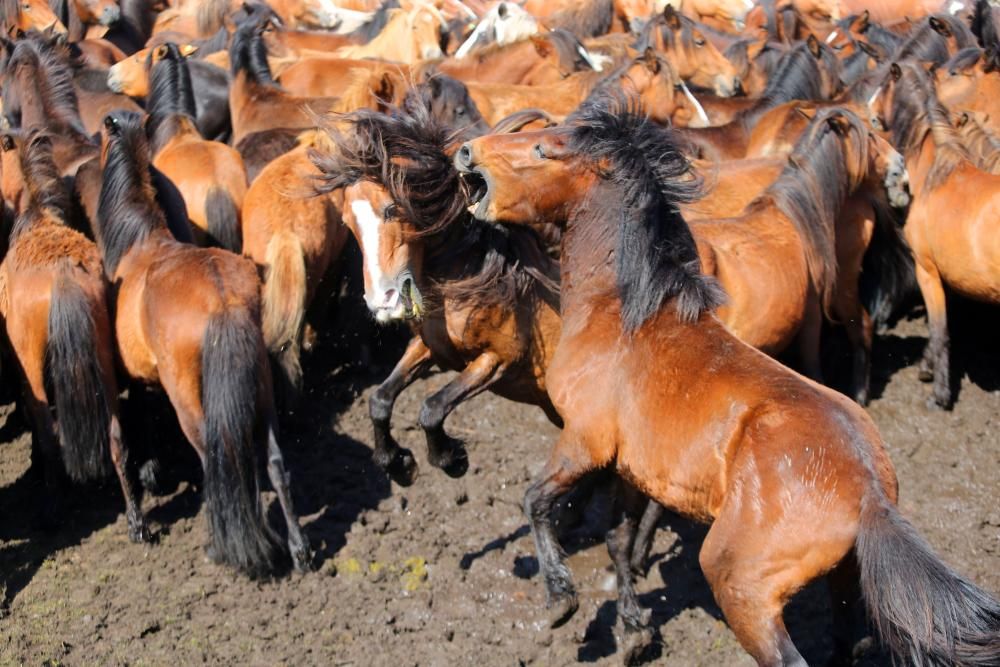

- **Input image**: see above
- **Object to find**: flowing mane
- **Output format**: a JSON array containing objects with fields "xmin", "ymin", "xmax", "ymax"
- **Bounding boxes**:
[
  {"xmin": 886, "ymin": 62, "xmax": 971, "ymax": 190},
  {"xmin": 313, "ymin": 98, "xmax": 558, "ymax": 313},
  {"xmin": 146, "ymin": 43, "xmax": 199, "ymax": 154},
  {"xmin": 565, "ymin": 94, "xmax": 724, "ymax": 330},
  {"xmin": 753, "ymin": 108, "xmax": 871, "ymax": 312},
  {"xmin": 3, "ymin": 33, "xmax": 87, "ymax": 137},
  {"xmin": 7, "ymin": 130, "xmax": 71, "ymax": 239},
  {"xmin": 891, "ymin": 14, "xmax": 975, "ymax": 65},
  {"xmin": 748, "ymin": 40, "xmax": 839, "ymax": 121},
  {"xmin": 229, "ymin": 13, "xmax": 279, "ymax": 88},
  {"xmin": 96, "ymin": 111, "xmax": 168, "ymax": 277}
]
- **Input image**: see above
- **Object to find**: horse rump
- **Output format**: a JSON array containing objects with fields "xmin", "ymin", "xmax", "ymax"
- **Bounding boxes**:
[
  {"xmin": 46, "ymin": 269, "xmax": 113, "ymax": 483},
  {"xmin": 262, "ymin": 229, "xmax": 307, "ymax": 397},
  {"xmin": 201, "ymin": 309, "xmax": 283, "ymax": 577}
]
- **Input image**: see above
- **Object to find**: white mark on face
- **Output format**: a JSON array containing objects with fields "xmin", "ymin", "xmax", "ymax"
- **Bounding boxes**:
[
  {"xmin": 351, "ymin": 199, "xmax": 398, "ymax": 317},
  {"xmin": 825, "ymin": 29, "xmax": 839, "ymax": 44},
  {"xmin": 577, "ymin": 44, "xmax": 605, "ymax": 71},
  {"xmin": 948, "ymin": 1, "xmax": 964, "ymax": 15},
  {"xmin": 681, "ymin": 82, "xmax": 710, "ymax": 126},
  {"xmin": 867, "ymin": 85, "xmax": 882, "ymax": 110}
]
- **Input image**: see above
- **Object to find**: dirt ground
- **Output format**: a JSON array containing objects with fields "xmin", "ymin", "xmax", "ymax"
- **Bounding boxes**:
[{"xmin": 1, "ymin": 291, "xmax": 997, "ymax": 666}]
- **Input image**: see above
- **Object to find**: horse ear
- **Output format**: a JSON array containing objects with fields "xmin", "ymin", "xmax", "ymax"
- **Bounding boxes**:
[
  {"xmin": 530, "ymin": 34, "xmax": 552, "ymax": 57},
  {"xmin": 154, "ymin": 44, "xmax": 168, "ymax": 60},
  {"xmin": 957, "ymin": 111, "xmax": 970, "ymax": 127},
  {"xmin": 642, "ymin": 46, "xmax": 660, "ymax": 73},
  {"xmin": 663, "ymin": 4, "xmax": 681, "ymax": 30},
  {"xmin": 428, "ymin": 75, "xmax": 442, "ymax": 97},
  {"xmin": 890, "ymin": 62, "xmax": 902, "ymax": 81},
  {"xmin": 746, "ymin": 38, "xmax": 768, "ymax": 60},
  {"xmin": 0, "ymin": 135, "xmax": 14, "ymax": 152},
  {"xmin": 806, "ymin": 34, "xmax": 822, "ymax": 58},
  {"xmin": 180, "ymin": 44, "xmax": 198, "ymax": 58},
  {"xmin": 857, "ymin": 10, "xmax": 870, "ymax": 32},
  {"xmin": 929, "ymin": 16, "xmax": 951, "ymax": 37},
  {"xmin": 857, "ymin": 41, "xmax": 880, "ymax": 60},
  {"xmin": 826, "ymin": 113, "xmax": 848, "ymax": 135}
]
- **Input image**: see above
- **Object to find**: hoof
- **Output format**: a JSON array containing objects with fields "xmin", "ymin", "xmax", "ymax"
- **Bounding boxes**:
[
  {"xmin": 547, "ymin": 592, "xmax": 579, "ymax": 628},
  {"xmin": 128, "ymin": 521, "xmax": 153, "ymax": 544},
  {"xmin": 429, "ymin": 438, "xmax": 469, "ymax": 478},
  {"xmin": 620, "ymin": 625, "xmax": 654, "ymax": 665},
  {"xmin": 139, "ymin": 458, "xmax": 175, "ymax": 496},
  {"xmin": 439, "ymin": 450, "xmax": 469, "ymax": 479},
  {"xmin": 291, "ymin": 546, "xmax": 315, "ymax": 573},
  {"xmin": 386, "ymin": 448, "xmax": 418, "ymax": 487},
  {"xmin": 926, "ymin": 394, "xmax": 950, "ymax": 411}
]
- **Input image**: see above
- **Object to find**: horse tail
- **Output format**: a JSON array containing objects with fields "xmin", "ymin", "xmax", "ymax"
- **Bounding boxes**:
[
  {"xmin": 857, "ymin": 490, "xmax": 1000, "ymax": 666},
  {"xmin": 859, "ymin": 201, "xmax": 916, "ymax": 332},
  {"xmin": 261, "ymin": 229, "xmax": 307, "ymax": 395},
  {"xmin": 46, "ymin": 268, "xmax": 113, "ymax": 482},
  {"xmin": 201, "ymin": 309, "xmax": 281, "ymax": 577},
  {"xmin": 205, "ymin": 187, "xmax": 242, "ymax": 253}
]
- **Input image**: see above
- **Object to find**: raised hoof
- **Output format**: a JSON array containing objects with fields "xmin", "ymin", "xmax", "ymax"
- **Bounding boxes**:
[
  {"xmin": 385, "ymin": 448, "xmax": 418, "ymax": 487},
  {"xmin": 128, "ymin": 520, "xmax": 153, "ymax": 544},
  {"xmin": 547, "ymin": 592, "xmax": 579, "ymax": 628},
  {"xmin": 620, "ymin": 626, "xmax": 654, "ymax": 665}
]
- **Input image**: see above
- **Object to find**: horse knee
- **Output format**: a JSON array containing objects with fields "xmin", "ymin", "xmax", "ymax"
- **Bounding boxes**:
[
  {"xmin": 417, "ymin": 398, "xmax": 445, "ymax": 432},
  {"xmin": 369, "ymin": 390, "xmax": 393, "ymax": 424}
]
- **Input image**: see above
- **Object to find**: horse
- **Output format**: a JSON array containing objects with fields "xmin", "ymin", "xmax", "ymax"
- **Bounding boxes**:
[
  {"xmin": 935, "ymin": 47, "xmax": 1000, "ymax": 136},
  {"xmin": 93, "ymin": 109, "xmax": 310, "ymax": 576},
  {"xmin": 953, "ymin": 109, "xmax": 1000, "ymax": 171},
  {"xmin": 146, "ymin": 42, "xmax": 247, "ymax": 251},
  {"xmin": 453, "ymin": 1, "xmax": 538, "ymax": 57},
  {"xmin": 2, "ymin": 0, "xmax": 65, "ymax": 36},
  {"xmin": 635, "ymin": 5, "xmax": 743, "ymax": 96},
  {"xmin": 0, "ymin": 129, "xmax": 148, "ymax": 542},
  {"xmin": 454, "ymin": 93, "xmax": 1000, "ymax": 667},
  {"xmin": 869, "ymin": 60, "xmax": 1000, "ymax": 409},
  {"xmin": 48, "ymin": 0, "xmax": 120, "ymax": 43},
  {"xmin": 330, "ymin": 3, "xmax": 446, "ymax": 62}
]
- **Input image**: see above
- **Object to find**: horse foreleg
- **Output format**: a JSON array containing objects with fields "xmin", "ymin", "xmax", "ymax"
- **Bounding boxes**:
[
  {"xmin": 370, "ymin": 336, "xmax": 432, "ymax": 486},
  {"xmin": 108, "ymin": 413, "xmax": 151, "ymax": 543},
  {"xmin": 523, "ymin": 439, "xmax": 592, "ymax": 628},
  {"xmin": 607, "ymin": 481, "xmax": 653, "ymax": 664},
  {"xmin": 914, "ymin": 262, "xmax": 951, "ymax": 408},
  {"xmin": 629, "ymin": 500, "xmax": 664, "ymax": 577},
  {"xmin": 265, "ymin": 416, "xmax": 313, "ymax": 573},
  {"xmin": 418, "ymin": 352, "xmax": 501, "ymax": 479},
  {"xmin": 797, "ymin": 290, "xmax": 824, "ymax": 383}
]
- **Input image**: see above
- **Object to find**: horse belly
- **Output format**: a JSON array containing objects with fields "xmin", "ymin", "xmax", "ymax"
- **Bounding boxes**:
[
  {"xmin": 911, "ymin": 202, "xmax": 1000, "ymax": 303},
  {"xmin": 115, "ymin": 283, "xmax": 158, "ymax": 382}
]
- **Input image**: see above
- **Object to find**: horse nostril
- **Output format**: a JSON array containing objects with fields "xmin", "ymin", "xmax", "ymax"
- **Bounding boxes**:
[
  {"xmin": 733, "ymin": 78, "xmax": 744, "ymax": 95},
  {"xmin": 457, "ymin": 144, "xmax": 473, "ymax": 168}
]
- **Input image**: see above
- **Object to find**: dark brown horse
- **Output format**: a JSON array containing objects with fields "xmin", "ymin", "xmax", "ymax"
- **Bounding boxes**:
[
  {"xmin": 455, "ymin": 95, "xmax": 1000, "ymax": 666},
  {"xmin": 94, "ymin": 110, "xmax": 310, "ymax": 576},
  {"xmin": 0, "ymin": 129, "xmax": 147, "ymax": 541}
]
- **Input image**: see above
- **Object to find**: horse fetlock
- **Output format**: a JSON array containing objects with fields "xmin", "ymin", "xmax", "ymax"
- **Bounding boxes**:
[
  {"xmin": 426, "ymin": 433, "xmax": 469, "ymax": 478},
  {"xmin": 545, "ymin": 589, "xmax": 578, "ymax": 628},
  {"xmin": 618, "ymin": 623, "xmax": 653, "ymax": 666}
]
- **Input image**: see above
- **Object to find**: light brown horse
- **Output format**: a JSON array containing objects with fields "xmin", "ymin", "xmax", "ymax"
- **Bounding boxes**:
[
  {"xmin": 94, "ymin": 110, "xmax": 310, "ymax": 576},
  {"xmin": 870, "ymin": 60, "xmax": 1000, "ymax": 408},
  {"xmin": 1, "ymin": 0, "xmax": 65, "ymax": 36},
  {"xmin": 935, "ymin": 47, "xmax": 1000, "ymax": 136},
  {"xmin": 0, "ymin": 130, "xmax": 147, "ymax": 542},
  {"xmin": 146, "ymin": 42, "xmax": 247, "ymax": 250},
  {"xmin": 455, "ymin": 95, "xmax": 1000, "ymax": 667}
]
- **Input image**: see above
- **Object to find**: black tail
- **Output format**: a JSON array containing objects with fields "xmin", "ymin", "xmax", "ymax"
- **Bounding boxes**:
[
  {"xmin": 860, "ymin": 200, "xmax": 917, "ymax": 332},
  {"xmin": 46, "ymin": 269, "xmax": 113, "ymax": 482},
  {"xmin": 201, "ymin": 309, "xmax": 281, "ymax": 577},
  {"xmin": 858, "ymin": 491, "xmax": 1000, "ymax": 666},
  {"xmin": 205, "ymin": 187, "xmax": 242, "ymax": 253}
]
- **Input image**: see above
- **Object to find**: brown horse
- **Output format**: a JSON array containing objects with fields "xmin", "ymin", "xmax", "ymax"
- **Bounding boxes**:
[
  {"xmin": 93, "ymin": 110, "xmax": 310, "ymax": 576},
  {"xmin": 0, "ymin": 130, "xmax": 148, "ymax": 542},
  {"xmin": 146, "ymin": 42, "xmax": 247, "ymax": 250},
  {"xmin": 455, "ymin": 94, "xmax": 1000, "ymax": 667},
  {"xmin": 48, "ymin": 0, "xmax": 121, "ymax": 42},
  {"xmin": 935, "ymin": 47, "xmax": 1000, "ymax": 136},
  {"xmin": 870, "ymin": 60, "xmax": 1000, "ymax": 408},
  {"xmin": 1, "ymin": 0, "xmax": 65, "ymax": 36},
  {"xmin": 953, "ymin": 109, "xmax": 1000, "ymax": 171},
  {"xmin": 636, "ymin": 4, "xmax": 743, "ymax": 95},
  {"xmin": 240, "ymin": 129, "xmax": 348, "ymax": 395}
]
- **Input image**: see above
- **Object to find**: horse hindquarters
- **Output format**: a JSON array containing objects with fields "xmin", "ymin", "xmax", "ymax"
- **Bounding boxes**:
[{"xmin": 201, "ymin": 309, "xmax": 283, "ymax": 577}]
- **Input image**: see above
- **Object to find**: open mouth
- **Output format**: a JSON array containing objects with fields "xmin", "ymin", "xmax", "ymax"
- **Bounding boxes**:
[{"xmin": 461, "ymin": 169, "xmax": 490, "ymax": 220}]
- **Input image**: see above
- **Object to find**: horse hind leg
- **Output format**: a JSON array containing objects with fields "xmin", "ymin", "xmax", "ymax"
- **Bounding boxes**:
[
  {"xmin": 265, "ymin": 413, "xmax": 313, "ymax": 572},
  {"xmin": 914, "ymin": 262, "xmax": 952, "ymax": 408},
  {"xmin": 629, "ymin": 500, "xmax": 664, "ymax": 577},
  {"xmin": 607, "ymin": 481, "xmax": 654, "ymax": 664},
  {"xmin": 108, "ymin": 412, "xmax": 151, "ymax": 543}
]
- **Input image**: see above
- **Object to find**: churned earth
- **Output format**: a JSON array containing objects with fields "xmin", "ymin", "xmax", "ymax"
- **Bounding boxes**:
[{"xmin": 1, "ymin": 293, "xmax": 997, "ymax": 666}]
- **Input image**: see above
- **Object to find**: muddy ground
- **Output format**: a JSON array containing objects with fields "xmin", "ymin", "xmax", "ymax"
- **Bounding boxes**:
[{"xmin": 1, "ymin": 289, "xmax": 997, "ymax": 666}]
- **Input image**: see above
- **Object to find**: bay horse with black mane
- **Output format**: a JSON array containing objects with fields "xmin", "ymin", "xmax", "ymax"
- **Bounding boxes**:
[
  {"xmin": 0, "ymin": 129, "xmax": 148, "ymax": 542},
  {"xmin": 455, "ymin": 95, "xmax": 1000, "ymax": 666},
  {"xmin": 94, "ymin": 110, "xmax": 310, "ymax": 576}
]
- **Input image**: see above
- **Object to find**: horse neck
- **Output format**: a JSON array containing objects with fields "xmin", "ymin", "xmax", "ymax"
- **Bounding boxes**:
[
  {"xmin": 905, "ymin": 132, "xmax": 940, "ymax": 201},
  {"xmin": 149, "ymin": 114, "xmax": 200, "ymax": 156},
  {"xmin": 559, "ymin": 182, "xmax": 620, "ymax": 322}
]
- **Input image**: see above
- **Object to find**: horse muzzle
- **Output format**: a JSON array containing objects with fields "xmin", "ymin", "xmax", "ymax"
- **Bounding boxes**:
[{"xmin": 370, "ymin": 276, "xmax": 423, "ymax": 323}]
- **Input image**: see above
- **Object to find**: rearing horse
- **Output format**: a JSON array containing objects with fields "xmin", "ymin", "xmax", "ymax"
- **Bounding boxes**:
[{"xmin": 455, "ymin": 95, "xmax": 1000, "ymax": 667}]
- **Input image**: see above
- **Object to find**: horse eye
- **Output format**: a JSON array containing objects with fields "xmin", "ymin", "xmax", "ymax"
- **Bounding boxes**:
[
  {"xmin": 694, "ymin": 38, "xmax": 705, "ymax": 47},
  {"xmin": 22, "ymin": 3, "xmax": 30, "ymax": 10},
  {"xmin": 383, "ymin": 203, "xmax": 397, "ymax": 219},
  {"xmin": 455, "ymin": 107, "xmax": 465, "ymax": 116},
  {"xmin": 533, "ymin": 144, "xmax": 546, "ymax": 159}
]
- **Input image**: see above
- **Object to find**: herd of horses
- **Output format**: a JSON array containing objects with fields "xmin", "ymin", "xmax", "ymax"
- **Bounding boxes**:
[{"xmin": 0, "ymin": 0, "xmax": 998, "ymax": 664}]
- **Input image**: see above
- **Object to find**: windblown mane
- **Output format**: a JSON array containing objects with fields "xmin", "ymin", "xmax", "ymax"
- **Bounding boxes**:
[
  {"xmin": 886, "ymin": 62, "xmax": 971, "ymax": 190},
  {"xmin": 724, "ymin": 38, "xmax": 784, "ymax": 81},
  {"xmin": 566, "ymin": 94, "xmax": 724, "ymax": 330},
  {"xmin": 545, "ymin": 0, "xmax": 612, "ymax": 39},
  {"xmin": 347, "ymin": 0, "xmax": 399, "ymax": 42},
  {"xmin": 403, "ymin": 74, "xmax": 489, "ymax": 141},
  {"xmin": 313, "ymin": 100, "xmax": 558, "ymax": 313},
  {"xmin": 146, "ymin": 43, "xmax": 199, "ymax": 154},
  {"xmin": 955, "ymin": 111, "xmax": 1000, "ymax": 173},
  {"xmin": 891, "ymin": 14, "xmax": 975, "ymax": 66},
  {"xmin": 583, "ymin": 52, "xmax": 679, "ymax": 105},
  {"xmin": 230, "ymin": 13, "xmax": 279, "ymax": 87},
  {"xmin": 752, "ymin": 40, "xmax": 840, "ymax": 115},
  {"xmin": 756, "ymin": 108, "xmax": 870, "ymax": 312},
  {"xmin": 3, "ymin": 33, "xmax": 87, "ymax": 136},
  {"xmin": 96, "ymin": 111, "xmax": 168, "ymax": 277},
  {"xmin": 9, "ymin": 130, "xmax": 71, "ymax": 239}
]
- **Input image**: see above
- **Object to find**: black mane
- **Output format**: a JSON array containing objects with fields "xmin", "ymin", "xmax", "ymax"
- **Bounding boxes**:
[
  {"xmin": 566, "ymin": 94, "xmax": 724, "ymax": 330},
  {"xmin": 3, "ymin": 33, "xmax": 87, "ymax": 137},
  {"xmin": 147, "ymin": 43, "xmax": 199, "ymax": 153},
  {"xmin": 313, "ymin": 98, "xmax": 558, "ymax": 314},
  {"xmin": 891, "ymin": 14, "xmax": 975, "ymax": 65},
  {"xmin": 96, "ymin": 111, "xmax": 168, "ymax": 277},
  {"xmin": 348, "ymin": 0, "xmax": 399, "ymax": 42},
  {"xmin": 230, "ymin": 12, "xmax": 279, "ymax": 87},
  {"xmin": 9, "ymin": 130, "xmax": 71, "ymax": 239},
  {"xmin": 753, "ymin": 40, "xmax": 840, "ymax": 115}
]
